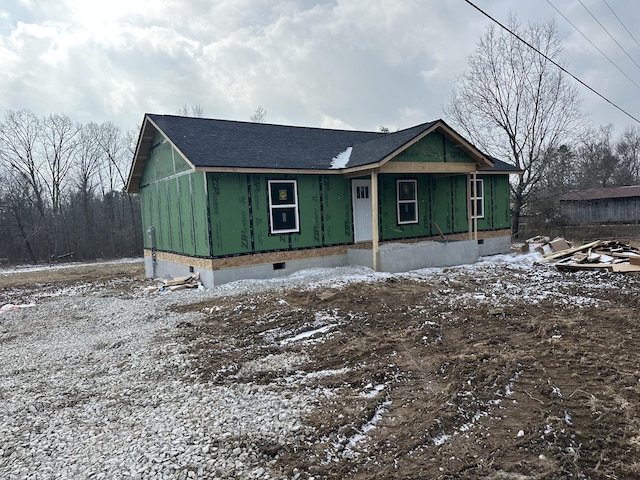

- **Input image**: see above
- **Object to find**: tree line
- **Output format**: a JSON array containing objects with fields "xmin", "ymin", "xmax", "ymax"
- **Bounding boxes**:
[
  {"xmin": 446, "ymin": 16, "xmax": 640, "ymax": 238},
  {"xmin": 0, "ymin": 109, "xmax": 142, "ymax": 264},
  {"xmin": 527, "ymin": 125, "xmax": 640, "ymax": 232}
]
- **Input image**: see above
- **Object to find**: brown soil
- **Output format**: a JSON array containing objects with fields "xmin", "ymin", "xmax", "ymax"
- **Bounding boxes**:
[
  {"xmin": 0, "ymin": 261, "xmax": 145, "ymax": 301},
  {"xmin": 3, "ymin": 259, "xmax": 640, "ymax": 479},
  {"xmin": 174, "ymin": 268, "xmax": 640, "ymax": 480}
]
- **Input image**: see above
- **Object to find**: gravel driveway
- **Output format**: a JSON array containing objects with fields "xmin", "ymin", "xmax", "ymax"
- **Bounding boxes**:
[{"xmin": 0, "ymin": 274, "xmax": 328, "ymax": 480}]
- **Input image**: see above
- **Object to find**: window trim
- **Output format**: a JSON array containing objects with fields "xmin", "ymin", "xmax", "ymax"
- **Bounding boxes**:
[
  {"xmin": 267, "ymin": 179, "xmax": 300, "ymax": 234},
  {"xmin": 470, "ymin": 178, "xmax": 485, "ymax": 219},
  {"xmin": 396, "ymin": 179, "xmax": 418, "ymax": 225}
]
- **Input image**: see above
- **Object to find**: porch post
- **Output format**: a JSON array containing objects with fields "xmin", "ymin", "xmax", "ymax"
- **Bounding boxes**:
[
  {"xmin": 467, "ymin": 173, "xmax": 473, "ymax": 240},
  {"xmin": 371, "ymin": 169, "xmax": 379, "ymax": 271},
  {"xmin": 472, "ymin": 171, "xmax": 478, "ymax": 241}
]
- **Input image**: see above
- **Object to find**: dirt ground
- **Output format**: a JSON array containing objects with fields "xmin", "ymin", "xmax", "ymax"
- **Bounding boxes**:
[{"xmin": 3, "ymin": 256, "xmax": 640, "ymax": 479}]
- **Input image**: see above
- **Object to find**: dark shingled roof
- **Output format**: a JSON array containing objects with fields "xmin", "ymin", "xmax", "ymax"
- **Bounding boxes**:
[
  {"xmin": 147, "ymin": 114, "xmax": 386, "ymax": 170},
  {"xmin": 560, "ymin": 185, "xmax": 640, "ymax": 201},
  {"xmin": 347, "ymin": 122, "xmax": 438, "ymax": 167},
  {"xmin": 479, "ymin": 156, "xmax": 522, "ymax": 174},
  {"xmin": 127, "ymin": 114, "xmax": 520, "ymax": 193}
]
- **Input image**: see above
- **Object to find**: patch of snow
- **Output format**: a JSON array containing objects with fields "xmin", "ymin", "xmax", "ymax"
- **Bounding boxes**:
[
  {"xmin": 330, "ymin": 147, "xmax": 352, "ymax": 169},
  {"xmin": 360, "ymin": 384, "xmax": 386, "ymax": 398},
  {"xmin": 297, "ymin": 367, "xmax": 350, "ymax": 381},
  {"xmin": 344, "ymin": 399, "xmax": 392, "ymax": 454},
  {"xmin": 433, "ymin": 434, "xmax": 451, "ymax": 446},
  {"xmin": 564, "ymin": 411, "xmax": 573, "ymax": 425},
  {"xmin": 279, "ymin": 324, "xmax": 337, "ymax": 345},
  {"xmin": 0, "ymin": 257, "xmax": 142, "ymax": 275}
]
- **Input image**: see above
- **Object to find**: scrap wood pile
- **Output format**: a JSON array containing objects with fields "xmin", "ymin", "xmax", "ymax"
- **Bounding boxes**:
[
  {"xmin": 531, "ymin": 236, "xmax": 640, "ymax": 272},
  {"xmin": 145, "ymin": 272, "xmax": 203, "ymax": 293}
]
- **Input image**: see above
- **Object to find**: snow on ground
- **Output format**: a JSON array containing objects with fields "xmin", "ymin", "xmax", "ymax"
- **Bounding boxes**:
[{"xmin": 0, "ymin": 257, "xmax": 142, "ymax": 276}]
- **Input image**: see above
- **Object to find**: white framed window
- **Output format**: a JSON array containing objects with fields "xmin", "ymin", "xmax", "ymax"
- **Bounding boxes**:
[
  {"xmin": 397, "ymin": 179, "xmax": 418, "ymax": 224},
  {"xmin": 470, "ymin": 178, "xmax": 484, "ymax": 219},
  {"xmin": 268, "ymin": 180, "xmax": 300, "ymax": 234}
]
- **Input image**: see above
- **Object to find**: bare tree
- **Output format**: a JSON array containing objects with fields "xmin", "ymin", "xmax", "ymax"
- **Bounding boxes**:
[
  {"xmin": 250, "ymin": 106, "xmax": 267, "ymax": 123},
  {"xmin": 575, "ymin": 126, "xmax": 620, "ymax": 189},
  {"xmin": 41, "ymin": 113, "xmax": 79, "ymax": 215},
  {"xmin": 445, "ymin": 17, "xmax": 584, "ymax": 236},
  {"xmin": 615, "ymin": 126, "xmax": 640, "ymax": 184},
  {"xmin": 0, "ymin": 109, "xmax": 46, "ymax": 217},
  {"xmin": 176, "ymin": 104, "xmax": 204, "ymax": 117},
  {"xmin": 93, "ymin": 122, "xmax": 130, "ymax": 193}
]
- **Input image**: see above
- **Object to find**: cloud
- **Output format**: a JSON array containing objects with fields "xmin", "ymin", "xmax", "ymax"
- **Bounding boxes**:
[{"xmin": 1, "ymin": 0, "xmax": 639, "ymax": 134}]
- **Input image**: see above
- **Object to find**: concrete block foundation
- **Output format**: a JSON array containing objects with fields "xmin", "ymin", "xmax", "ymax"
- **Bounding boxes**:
[{"xmin": 145, "ymin": 235, "xmax": 512, "ymax": 288}]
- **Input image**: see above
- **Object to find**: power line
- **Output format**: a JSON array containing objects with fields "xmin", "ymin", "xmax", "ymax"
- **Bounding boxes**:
[
  {"xmin": 577, "ymin": 0, "xmax": 640, "ymax": 72},
  {"xmin": 462, "ymin": 0, "xmax": 640, "ymax": 125},
  {"xmin": 602, "ymin": 0, "xmax": 640, "ymax": 50},
  {"xmin": 546, "ymin": 0, "xmax": 640, "ymax": 90}
]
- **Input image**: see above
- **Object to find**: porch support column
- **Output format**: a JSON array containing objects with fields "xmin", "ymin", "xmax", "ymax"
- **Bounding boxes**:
[
  {"xmin": 371, "ymin": 169, "xmax": 379, "ymax": 271},
  {"xmin": 467, "ymin": 173, "xmax": 473, "ymax": 240},
  {"xmin": 472, "ymin": 171, "xmax": 478, "ymax": 241}
]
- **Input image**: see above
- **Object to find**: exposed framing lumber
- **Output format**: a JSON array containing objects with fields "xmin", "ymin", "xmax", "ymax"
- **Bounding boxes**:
[{"xmin": 536, "ymin": 240, "xmax": 602, "ymax": 263}]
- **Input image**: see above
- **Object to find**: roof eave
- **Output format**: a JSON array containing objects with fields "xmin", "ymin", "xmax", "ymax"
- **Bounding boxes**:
[{"xmin": 125, "ymin": 115, "xmax": 154, "ymax": 194}]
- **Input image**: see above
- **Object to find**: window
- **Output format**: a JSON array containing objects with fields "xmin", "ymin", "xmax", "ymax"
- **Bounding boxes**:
[
  {"xmin": 356, "ymin": 185, "xmax": 369, "ymax": 199},
  {"xmin": 397, "ymin": 179, "xmax": 418, "ymax": 224},
  {"xmin": 469, "ymin": 178, "xmax": 484, "ymax": 219},
  {"xmin": 268, "ymin": 180, "xmax": 300, "ymax": 234}
]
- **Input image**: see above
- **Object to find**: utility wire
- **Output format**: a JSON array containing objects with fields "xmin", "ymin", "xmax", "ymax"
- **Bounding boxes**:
[
  {"xmin": 546, "ymin": 0, "xmax": 640, "ymax": 90},
  {"xmin": 577, "ymin": 0, "xmax": 640, "ymax": 72},
  {"xmin": 602, "ymin": 0, "xmax": 640, "ymax": 50},
  {"xmin": 462, "ymin": 0, "xmax": 640, "ymax": 125}
]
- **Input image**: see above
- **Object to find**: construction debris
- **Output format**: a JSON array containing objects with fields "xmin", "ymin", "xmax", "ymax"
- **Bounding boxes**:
[
  {"xmin": 145, "ymin": 272, "xmax": 203, "ymax": 293},
  {"xmin": 533, "ymin": 237, "xmax": 640, "ymax": 272},
  {"xmin": 1, "ymin": 303, "xmax": 36, "ymax": 314}
]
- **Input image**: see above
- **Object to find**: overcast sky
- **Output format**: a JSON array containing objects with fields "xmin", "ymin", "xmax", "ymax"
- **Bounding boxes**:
[{"xmin": 2, "ymin": 0, "xmax": 640, "ymax": 135}]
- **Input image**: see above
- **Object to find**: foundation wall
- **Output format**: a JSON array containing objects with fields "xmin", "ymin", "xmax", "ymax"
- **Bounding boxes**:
[{"xmin": 144, "ymin": 231, "xmax": 512, "ymax": 287}]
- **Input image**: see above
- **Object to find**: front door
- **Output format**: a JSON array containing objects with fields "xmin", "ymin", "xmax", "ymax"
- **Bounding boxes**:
[{"xmin": 352, "ymin": 179, "xmax": 372, "ymax": 242}]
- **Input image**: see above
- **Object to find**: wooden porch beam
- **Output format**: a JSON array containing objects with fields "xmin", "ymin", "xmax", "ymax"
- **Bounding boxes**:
[{"xmin": 379, "ymin": 161, "xmax": 477, "ymax": 174}]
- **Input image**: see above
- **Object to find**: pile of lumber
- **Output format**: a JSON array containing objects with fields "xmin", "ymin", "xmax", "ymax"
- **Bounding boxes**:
[
  {"xmin": 535, "ymin": 238, "xmax": 640, "ymax": 272},
  {"xmin": 145, "ymin": 272, "xmax": 203, "ymax": 293}
]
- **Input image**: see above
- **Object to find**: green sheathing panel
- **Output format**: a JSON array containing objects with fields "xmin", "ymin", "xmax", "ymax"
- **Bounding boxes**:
[
  {"xmin": 190, "ymin": 172, "xmax": 211, "ymax": 257},
  {"xmin": 138, "ymin": 130, "xmax": 211, "ymax": 257},
  {"xmin": 247, "ymin": 174, "xmax": 353, "ymax": 255},
  {"xmin": 321, "ymin": 176, "xmax": 353, "ymax": 245},
  {"xmin": 142, "ymin": 133, "xmax": 173, "ymax": 184},
  {"xmin": 391, "ymin": 132, "xmax": 475, "ymax": 163},
  {"xmin": 157, "ymin": 182, "xmax": 171, "ymax": 250},
  {"xmin": 451, "ymin": 175, "xmax": 469, "ymax": 232},
  {"xmin": 208, "ymin": 173, "xmax": 252, "ymax": 256},
  {"xmin": 250, "ymin": 174, "xmax": 291, "ymax": 252},
  {"xmin": 444, "ymin": 136, "xmax": 472, "ymax": 163},
  {"xmin": 139, "ymin": 187, "xmax": 153, "ymax": 249},
  {"xmin": 175, "ymin": 175, "xmax": 195, "ymax": 255},
  {"xmin": 291, "ymin": 175, "xmax": 322, "ymax": 249},
  {"xmin": 167, "ymin": 178, "xmax": 183, "ymax": 252},
  {"xmin": 486, "ymin": 175, "xmax": 511, "ymax": 229},
  {"xmin": 431, "ymin": 176, "xmax": 456, "ymax": 234},
  {"xmin": 378, "ymin": 174, "xmax": 432, "ymax": 241}
]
